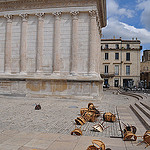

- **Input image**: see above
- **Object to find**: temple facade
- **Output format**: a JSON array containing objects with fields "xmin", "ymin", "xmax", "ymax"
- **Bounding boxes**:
[{"xmin": 0, "ymin": 0, "xmax": 107, "ymax": 99}]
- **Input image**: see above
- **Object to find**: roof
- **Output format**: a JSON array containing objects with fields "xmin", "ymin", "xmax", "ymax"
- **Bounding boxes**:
[{"xmin": 101, "ymin": 38, "xmax": 141, "ymax": 43}]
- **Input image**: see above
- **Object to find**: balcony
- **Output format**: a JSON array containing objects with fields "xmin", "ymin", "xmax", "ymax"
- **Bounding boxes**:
[{"xmin": 100, "ymin": 73, "xmax": 115, "ymax": 78}]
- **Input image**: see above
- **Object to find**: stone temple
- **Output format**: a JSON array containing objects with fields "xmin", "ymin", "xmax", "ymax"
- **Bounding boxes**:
[{"xmin": 0, "ymin": 0, "xmax": 107, "ymax": 99}]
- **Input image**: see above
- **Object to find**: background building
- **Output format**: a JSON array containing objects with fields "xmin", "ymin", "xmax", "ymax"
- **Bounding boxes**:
[
  {"xmin": 141, "ymin": 50, "xmax": 150, "ymax": 89},
  {"xmin": 101, "ymin": 38, "xmax": 142, "ymax": 88},
  {"xmin": 0, "ymin": 0, "xmax": 106, "ymax": 99}
]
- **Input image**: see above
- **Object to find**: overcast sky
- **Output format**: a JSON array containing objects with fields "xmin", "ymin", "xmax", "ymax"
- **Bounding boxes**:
[{"xmin": 102, "ymin": 0, "xmax": 150, "ymax": 56}]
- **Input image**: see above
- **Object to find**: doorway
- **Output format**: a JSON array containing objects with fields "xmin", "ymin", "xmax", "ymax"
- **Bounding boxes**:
[
  {"xmin": 114, "ymin": 79, "xmax": 119, "ymax": 87},
  {"xmin": 123, "ymin": 79, "xmax": 133, "ymax": 87}
]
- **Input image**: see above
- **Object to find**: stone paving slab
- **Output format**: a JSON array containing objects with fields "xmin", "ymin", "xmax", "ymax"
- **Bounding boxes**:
[
  {"xmin": 0, "ymin": 130, "xmax": 148, "ymax": 150},
  {"xmin": 24, "ymin": 139, "xmax": 53, "ymax": 149}
]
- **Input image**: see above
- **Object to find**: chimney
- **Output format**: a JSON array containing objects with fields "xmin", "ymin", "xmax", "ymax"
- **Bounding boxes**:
[
  {"xmin": 136, "ymin": 37, "xmax": 137, "ymax": 40},
  {"xmin": 132, "ymin": 38, "xmax": 134, "ymax": 40}
]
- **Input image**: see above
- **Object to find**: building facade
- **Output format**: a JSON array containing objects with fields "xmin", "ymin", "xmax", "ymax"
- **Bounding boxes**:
[
  {"xmin": 101, "ymin": 38, "xmax": 142, "ymax": 88},
  {"xmin": 141, "ymin": 50, "xmax": 150, "ymax": 88},
  {"xmin": 0, "ymin": 0, "xmax": 107, "ymax": 99}
]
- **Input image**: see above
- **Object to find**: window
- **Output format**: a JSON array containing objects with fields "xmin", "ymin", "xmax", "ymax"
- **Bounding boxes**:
[
  {"xmin": 105, "ymin": 65, "xmax": 108, "ymax": 74},
  {"xmin": 127, "ymin": 44, "xmax": 130, "ymax": 49},
  {"xmin": 105, "ymin": 53, "xmax": 109, "ymax": 60},
  {"xmin": 126, "ymin": 66, "xmax": 130, "ymax": 75},
  {"xmin": 105, "ymin": 44, "xmax": 108, "ymax": 49},
  {"xmin": 115, "ymin": 53, "xmax": 119, "ymax": 60},
  {"xmin": 115, "ymin": 65, "xmax": 119, "ymax": 75},
  {"xmin": 126, "ymin": 53, "xmax": 130, "ymax": 61},
  {"xmin": 116, "ymin": 44, "xmax": 119, "ymax": 49}
]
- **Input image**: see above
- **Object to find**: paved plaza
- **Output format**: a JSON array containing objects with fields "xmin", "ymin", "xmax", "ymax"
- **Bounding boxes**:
[{"xmin": 0, "ymin": 90, "xmax": 149, "ymax": 150}]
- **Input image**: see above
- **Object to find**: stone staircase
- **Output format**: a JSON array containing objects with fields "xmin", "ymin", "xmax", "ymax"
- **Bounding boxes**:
[
  {"xmin": 118, "ymin": 90, "xmax": 150, "ymax": 130},
  {"xmin": 129, "ymin": 100, "xmax": 150, "ymax": 130}
]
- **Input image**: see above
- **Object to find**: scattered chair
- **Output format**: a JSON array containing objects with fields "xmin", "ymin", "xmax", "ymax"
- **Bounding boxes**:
[
  {"xmin": 137, "ymin": 130, "xmax": 150, "ymax": 148},
  {"xmin": 87, "ymin": 140, "xmax": 111, "ymax": 150},
  {"xmin": 75, "ymin": 117, "xmax": 86, "ymax": 126},
  {"xmin": 80, "ymin": 103, "xmax": 100, "ymax": 117},
  {"xmin": 103, "ymin": 112, "xmax": 116, "ymax": 122},
  {"xmin": 35, "ymin": 104, "xmax": 41, "ymax": 110},
  {"xmin": 93, "ymin": 120, "xmax": 109, "ymax": 132},
  {"xmin": 122, "ymin": 123, "xmax": 137, "ymax": 141},
  {"xmin": 71, "ymin": 125, "xmax": 82, "ymax": 136}
]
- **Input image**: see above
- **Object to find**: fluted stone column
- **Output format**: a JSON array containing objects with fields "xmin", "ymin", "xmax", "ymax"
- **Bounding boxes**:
[
  {"xmin": 89, "ymin": 10, "xmax": 97, "ymax": 75},
  {"xmin": 36, "ymin": 13, "xmax": 45, "ymax": 72},
  {"xmin": 4, "ymin": 14, "xmax": 13, "ymax": 73},
  {"xmin": 53, "ymin": 12, "xmax": 61, "ymax": 74},
  {"xmin": 19, "ymin": 14, "xmax": 28, "ymax": 73},
  {"xmin": 70, "ymin": 11, "xmax": 79, "ymax": 75}
]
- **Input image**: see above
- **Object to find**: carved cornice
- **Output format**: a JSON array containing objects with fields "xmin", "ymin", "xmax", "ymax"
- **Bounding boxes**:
[
  {"xmin": 0, "ymin": 0, "xmax": 106, "ymax": 28},
  {"xmin": 0, "ymin": 0, "xmax": 95, "ymax": 12},
  {"xmin": 97, "ymin": 0, "xmax": 107, "ymax": 27}
]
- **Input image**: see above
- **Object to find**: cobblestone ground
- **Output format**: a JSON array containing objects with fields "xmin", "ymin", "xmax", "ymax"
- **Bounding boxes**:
[{"xmin": 0, "ymin": 90, "xmax": 140, "ymax": 138}]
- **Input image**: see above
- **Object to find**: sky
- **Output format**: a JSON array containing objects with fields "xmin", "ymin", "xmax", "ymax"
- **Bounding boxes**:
[{"xmin": 102, "ymin": 0, "xmax": 150, "ymax": 57}]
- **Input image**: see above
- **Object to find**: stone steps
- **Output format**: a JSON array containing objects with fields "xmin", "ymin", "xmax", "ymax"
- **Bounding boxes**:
[
  {"xmin": 140, "ymin": 101, "xmax": 150, "ymax": 111},
  {"xmin": 130, "ymin": 102, "xmax": 150, "ymax": 130},
  {"xmin": 117, "ymin": 90, "xmax": 144, "ymax": 100}
]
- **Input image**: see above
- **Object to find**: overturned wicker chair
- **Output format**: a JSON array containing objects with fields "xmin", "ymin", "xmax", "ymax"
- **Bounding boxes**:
[
  {"xmin": 82, "ymin": 111, "xmax": 96, "ymax": 122},
  {"xmin": 123, "ymin": 125, "xmax": 137, "ymax": 141},
  {"xmin": 71, "ymin": 126, "xmax": 82, "ymax": 136},
  {"xmin": 103, "ymin": 112, "xmax": 116, "ymax": 122},
  {"xmin": 75, "ymin": 117, "xmax": 86, "ymax": 126},
  {"xmin": 137, "ymin": 130, "xmax": 150, "ymax": 148},
  {"xmin": 80, "ymin": 103, "xmax": 100, "ymax": 117},
  {"xmin": 87, "ymin": 140, "xmax": 105, "ymax": 150}
]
